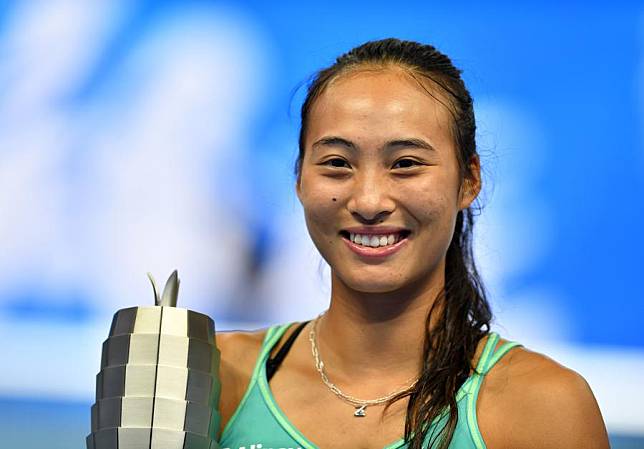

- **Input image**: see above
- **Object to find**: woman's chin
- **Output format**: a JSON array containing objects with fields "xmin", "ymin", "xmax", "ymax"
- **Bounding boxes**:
[
  {"xmin": 335, "ymin": 273, "xmax": 405, "ymax": 295},
  {"xmin": 332, "ymin": 266, "xmax": 437, "ymax": 298}
]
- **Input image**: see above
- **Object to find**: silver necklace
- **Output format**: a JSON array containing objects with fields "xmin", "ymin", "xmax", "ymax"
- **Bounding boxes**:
[{"xmin": 308, "ymin": 313, "xmax": 419, "ymax": 418}]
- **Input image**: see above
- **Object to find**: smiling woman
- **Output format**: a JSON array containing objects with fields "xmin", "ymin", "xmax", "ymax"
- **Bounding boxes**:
[{"xmin": 216, "ymin": 38, "xmax": 610, "ymax": 449}]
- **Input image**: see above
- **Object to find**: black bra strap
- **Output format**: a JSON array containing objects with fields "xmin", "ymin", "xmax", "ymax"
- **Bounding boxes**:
[{"xmin": 266, "ymin": 320, "xmax": 310, "ymax": 382}]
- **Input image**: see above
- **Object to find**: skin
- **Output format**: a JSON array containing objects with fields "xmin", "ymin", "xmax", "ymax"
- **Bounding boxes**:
[{"xmin": 218, "ymin": 67, "xmax": 610, "ymax": 449}]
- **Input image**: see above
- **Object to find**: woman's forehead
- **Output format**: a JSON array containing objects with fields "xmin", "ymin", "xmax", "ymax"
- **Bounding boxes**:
[{"xmin": 307, "ymin": 68, "xmax": 454, "ymax": 149}]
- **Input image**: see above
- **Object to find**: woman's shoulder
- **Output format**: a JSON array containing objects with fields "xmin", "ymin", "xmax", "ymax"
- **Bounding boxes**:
[
  {"xmin": 483, "ymin": 341, "xmax": 590, "ymax": 402},
  {"xmin": 216, "ymin": 327, "xmax": 270, "ymax": 435},
  {"xmin": 486, "ymin": 342, "xmax": 596, "ymax": 408},
  {"xmin": 216, "ymin": 322, "xmax": 297, "ymax": 368},
  {"xmin": 216, "ymin": 326, "xmax": 275, "ymax": 389},
  {"xmin": 215, "ymin": 323, "xmax": 302, "ymax": 434},
  {"xmin": 217, "ymin": 328, "xmax": 269, "ymax": 362},
  {"xmin": 478, "ymin": 338, "xmax": 610, "ymax": 449}
]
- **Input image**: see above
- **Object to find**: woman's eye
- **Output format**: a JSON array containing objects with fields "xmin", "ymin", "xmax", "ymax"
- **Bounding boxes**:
[
  {"xmin": 323, "ymin": 158, "xmax": 350, "ymax": 168},
  {"xmin": 393, "ymin": 159, "xmax": 421, "ymax": 169}
]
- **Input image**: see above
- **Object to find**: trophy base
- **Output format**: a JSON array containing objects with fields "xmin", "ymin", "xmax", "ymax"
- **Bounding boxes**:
[{"xmin": 86, "ymin": 427, "xmax": 221, "ymax": 449}]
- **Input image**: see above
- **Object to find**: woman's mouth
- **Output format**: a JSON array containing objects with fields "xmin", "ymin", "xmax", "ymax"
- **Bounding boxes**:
[
  {"xmin": 342, "ymin": 230, "xmax": 410, "ymax": 248},
  {"xmin": 339, "ymin": 230, "xmax": 411, "ymax": 258}
]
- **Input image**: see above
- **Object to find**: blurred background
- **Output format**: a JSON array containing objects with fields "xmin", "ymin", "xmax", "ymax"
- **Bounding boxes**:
[{"xmin": 0, "ymin": 0, "xmax": 642, "ymax": 447}]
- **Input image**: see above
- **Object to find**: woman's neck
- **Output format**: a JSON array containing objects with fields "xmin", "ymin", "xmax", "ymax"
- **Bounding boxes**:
[{"xmin": 315, "ymin": 266, "xmax": 445, "ymax": 382}]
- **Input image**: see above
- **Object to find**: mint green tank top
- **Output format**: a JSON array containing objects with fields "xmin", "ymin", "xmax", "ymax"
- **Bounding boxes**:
[{"xmin": 219, "ymin": 323, "xmax": 522, "ymax": 449}]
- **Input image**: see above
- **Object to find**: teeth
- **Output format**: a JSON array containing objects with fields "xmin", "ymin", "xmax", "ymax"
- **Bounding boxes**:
[{"xmin": 348, "ymin": 233, "xmax": 402, "ymax": 248}]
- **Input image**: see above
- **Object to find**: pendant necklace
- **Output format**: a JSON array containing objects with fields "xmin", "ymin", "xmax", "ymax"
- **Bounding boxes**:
[{"xmin": 308, "ymin": 313, "xmax": 419, "ymax": 417}]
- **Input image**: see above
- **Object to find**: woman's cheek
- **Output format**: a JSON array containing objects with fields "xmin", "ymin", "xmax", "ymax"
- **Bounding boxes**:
[
  {"xmin": 304, "ymin": 187, "xmax": 338, "ymax": 217},
  {"xmin": 403, "ymin": 174, "xmax": 459, "ymax": 219},
  {"xmin": 303, "ymin": 210, "xmax": 339, "ymax": 268},
  {"xmin": 301, "ymin": 188, "xmax": 343, "ymax": 244}
]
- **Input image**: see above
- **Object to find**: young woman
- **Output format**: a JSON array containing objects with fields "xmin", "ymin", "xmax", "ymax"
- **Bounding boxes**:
[{"xmin": 216, "ymin": 39, "xmax": 610, "ymax": 449}]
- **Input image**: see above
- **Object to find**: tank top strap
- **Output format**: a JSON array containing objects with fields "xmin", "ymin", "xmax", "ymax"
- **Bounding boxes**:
[
  {"xmin": 463, "ymin": 333, "xmax": 524, "ymax": 449},
  {"xmin": 479, "ymin": 335, "xmax": 523, "ymax": 376},
  {"xmin": 474, "ymin": 332, "xmax": 500, "ymax": 374},
  {"xmin": 248, "ymin": 323, "xmax": 294, "ymax": 383},
  {"xmin": 262, "ymin": 323, "xmax": 289, "ymax": 346},
  {"xmin": 262, "ymin": 323, "xmax": 293, "ymax": 353}
]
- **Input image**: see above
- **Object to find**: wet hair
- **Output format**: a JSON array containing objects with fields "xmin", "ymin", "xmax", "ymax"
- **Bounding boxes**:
[{"xmin": 295, "ymin": 38, "xmax": 493, "ymax": 449}]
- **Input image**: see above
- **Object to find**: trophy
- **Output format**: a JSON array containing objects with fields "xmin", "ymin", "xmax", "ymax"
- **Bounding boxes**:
[{"xmin": 86, "ymin": 271, "xmax": 221, "ymax": 449}]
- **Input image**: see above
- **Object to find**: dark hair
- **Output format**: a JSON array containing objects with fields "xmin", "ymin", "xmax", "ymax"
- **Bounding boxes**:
[{"xmin": 295, "ymin": 38, "xmax": 493, "ymax": 449}]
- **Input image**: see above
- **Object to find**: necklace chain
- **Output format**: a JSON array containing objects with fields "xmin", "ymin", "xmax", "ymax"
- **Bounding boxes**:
[{"xmin": 308, "ymin": 313, "xmax": 419, "ymax": 416}]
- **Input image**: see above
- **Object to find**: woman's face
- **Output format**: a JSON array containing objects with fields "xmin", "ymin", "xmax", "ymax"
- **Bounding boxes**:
[{"xmin": 297, "ymin": 68, "xmax": 479, "ymax": 294}]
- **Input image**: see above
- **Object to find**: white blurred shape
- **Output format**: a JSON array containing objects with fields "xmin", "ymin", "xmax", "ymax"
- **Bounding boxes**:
[
  {"xmin": 475, "ymin": 100, "xmax": 550, "ymax": 280},
  {"xmin": 254, "ymin": 206, "xmax": 330, "ymax": 323},
  {"xmin": 0, "ymin": 0, "xmax": 124, "ymax": 295},
  {"xmin": 0, "ymin": 3, "xmax": 272, "ymax": 315},
  {"xmin": 474, "ymin": 100, "xmax": 573, "ymax": 342},
  {"xmin": 78, "ymin": 9, "xmax": 272, "ymax": 313},
  {"xmin": 0, "ymin": 120, "xmax": 68, "ymax": 287},
  {"xmin": 492, "ymin": 287, "xmax": 574, "ymax": 345},
  {"xmin": 0, "ymin": 0, "xmax": 125, "ymax": 118}
]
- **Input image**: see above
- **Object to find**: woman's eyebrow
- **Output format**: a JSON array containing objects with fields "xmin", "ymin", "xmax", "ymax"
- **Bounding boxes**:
[
  {"xmin": 312, "ymin": 136, "xmax": 357, "ymax": 151},
  {"xmin": 385, "ymin": 138, "xmax": 437, "ymax": 153},
  {"xmin": 311, "ymin": 136, "xmax": 437, "ymax": 153}
]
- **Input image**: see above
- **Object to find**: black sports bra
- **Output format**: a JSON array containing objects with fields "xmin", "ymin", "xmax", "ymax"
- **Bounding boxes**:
[{"xmin": 265, "ymin": 320, "xmax": 310, "ymax": 381}]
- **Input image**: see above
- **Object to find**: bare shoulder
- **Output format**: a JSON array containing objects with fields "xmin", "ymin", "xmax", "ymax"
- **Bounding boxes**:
[
  {"xmin": 216, "ymin": 328, "xmax": 268, "ymax": 435},
  {"xmin": 478, "ymin": 344, "xmax": 610, "ymax": 449},
  {"xmin": 217, "ymin": 328, "xmax": 268, "ymax": 371}
]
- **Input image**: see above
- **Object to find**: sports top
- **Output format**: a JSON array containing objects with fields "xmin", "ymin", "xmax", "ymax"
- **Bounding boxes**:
[{"xmin": 219, "ymin": 323, "xmax": 522, "ymax": 449}]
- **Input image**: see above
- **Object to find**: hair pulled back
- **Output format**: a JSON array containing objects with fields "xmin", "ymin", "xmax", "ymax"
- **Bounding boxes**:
[{"xmin": 295, "ymin": 38, "xmax": 493, "ymax": 449}]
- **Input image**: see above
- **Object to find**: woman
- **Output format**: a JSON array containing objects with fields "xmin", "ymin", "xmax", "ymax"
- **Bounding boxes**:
[{"xmin": 216, "ymin": 38, "xmax": 609, "ymax": 449}]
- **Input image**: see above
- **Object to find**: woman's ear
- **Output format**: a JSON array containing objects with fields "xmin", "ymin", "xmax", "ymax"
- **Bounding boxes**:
[
  {"xmin": 459, "ymin": 154, "xmax": 481, "ymax": 210},
  {"xmin": 295, "ymin": 173, "xmax": 303, "ymax": 204}
]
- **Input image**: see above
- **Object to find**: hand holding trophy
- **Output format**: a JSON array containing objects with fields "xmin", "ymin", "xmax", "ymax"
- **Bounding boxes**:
[{"xmin": 86, "ymin": 271, "xmax": 221, "ymax": 449}]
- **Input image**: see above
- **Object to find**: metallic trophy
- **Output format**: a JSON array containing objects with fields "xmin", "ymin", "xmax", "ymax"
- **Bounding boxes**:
[{"xmin": 86, "ymin": 271, "xmax": 221, "ymax": 449}]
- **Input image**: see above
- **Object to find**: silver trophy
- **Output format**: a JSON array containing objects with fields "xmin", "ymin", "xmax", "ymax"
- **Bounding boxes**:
[{"xmin": 86, "ymin": 271, "xmax": 221, "ymax": 449}]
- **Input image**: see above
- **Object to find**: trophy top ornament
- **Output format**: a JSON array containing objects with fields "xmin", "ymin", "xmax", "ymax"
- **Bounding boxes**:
[{"xmin": 147, "ymin": 270, "xmax": 179, "ymax": 307}]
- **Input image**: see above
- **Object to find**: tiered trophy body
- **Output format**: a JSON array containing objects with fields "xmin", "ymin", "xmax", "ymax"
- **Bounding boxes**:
[{"xmin": 86, "ymin": 271, "xmax": 221, "ymax": 449}]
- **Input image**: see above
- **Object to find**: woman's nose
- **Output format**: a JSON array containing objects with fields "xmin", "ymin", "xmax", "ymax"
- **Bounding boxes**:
[{"xmin": 346, "ymin": 171, "xmax": 395, "ymax": 223}]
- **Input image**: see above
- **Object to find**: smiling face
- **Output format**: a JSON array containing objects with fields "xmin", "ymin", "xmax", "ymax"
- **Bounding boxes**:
[{"xmin": 297, "ymin": 67, "xmax": 480, "ymax": 295}]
